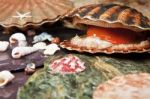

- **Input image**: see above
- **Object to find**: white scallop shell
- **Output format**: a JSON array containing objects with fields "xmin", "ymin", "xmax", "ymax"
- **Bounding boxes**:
[
  {"xmin": 0, "ymin": 41, "xmax": 9, "ymax": 52},
  {"xmin": 9, "ymin": 33, "xmax": 27, "ymax": 47},
  {"xmin": 44, "ymin": 44, "xmax": 60, "ymax": 55},
  {"xmin": 33, "ymin": 42, "xmax": 47, "ymax": 50},
  {"xmin": 12, "ymin": 47, "xmax": 38, "ymax": 59},
  {"xmin": 0, "ymin": 70, "xmax": 15, "ymax": 88}
]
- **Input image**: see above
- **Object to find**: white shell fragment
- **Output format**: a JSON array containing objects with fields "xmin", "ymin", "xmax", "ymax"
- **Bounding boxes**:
[
  {"xmin": 0, "ymin": 41, "xmax": 9, "ymax": 52},
  {"xmin": 32, "ymin": 32, "xmax": 53, "ymax": 43},
  {"xmin": 44, "ymin": 44, "xmax": 60, "ymax": 55},
  {"xmin": 0, "ymin": 70, "xmax": 15, "ymax": 88},
  {"xmin": 33, "ymin": 42, "xmax": 47, "ymax": 50},
  {"xmin": 12, "ymin": 47, "xmax": 38, "ymax": 59},
  {"xmin": 9, "ymin": 33, "xmax": 27, "ymax": 47}
]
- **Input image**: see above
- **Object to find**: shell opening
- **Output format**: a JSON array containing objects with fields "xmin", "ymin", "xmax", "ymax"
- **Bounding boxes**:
[
  {"xmin": 0, "ymin": 78, "xmax": 5, "ymax": 84},
  {"xmin": 10, "ymin": 38, "xmax": 18, "ymax": 44},
  {"xmin": 12, "ymin": 52, "xmax": 21, "ymax": 58}
]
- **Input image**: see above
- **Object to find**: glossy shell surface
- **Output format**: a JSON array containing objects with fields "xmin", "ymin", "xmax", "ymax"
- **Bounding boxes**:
[
  {"xmin": 67, "ymin": 3, "xmax": 150, "ymax": 32},
  {"xmin": 0, "ymin": 0, "xmax": 73, "ymax": 28}
]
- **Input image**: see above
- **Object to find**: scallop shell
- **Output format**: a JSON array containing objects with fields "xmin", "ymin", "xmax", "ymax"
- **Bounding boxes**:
[
  {"xmin": 66, "ymin": 3, "xmax": 150, "ymax": 32},
  {"xmin": 9, "ymin": 33, "xmax": 27, "ymax": 47},
  {"xmin": 0, "ymin": 70, "xmax": 15, "ymax": 88},
  {"xmin": 93, "ymin": 73, "xmax": 150, "ymax": 99},
  {"xmin": 12, "ymin": 47, "xmax": 38, "ymax": 59},
  {"xmin": 0, "ymin": 0, "xmax": 73, "ymax": 29},
  {"xmin": 0, "ymin": 41, "xmax": 9, "ymax": 52},
  {"xmin": 60, "ymin": 35, "xmax": 150, "ymax": 54}
]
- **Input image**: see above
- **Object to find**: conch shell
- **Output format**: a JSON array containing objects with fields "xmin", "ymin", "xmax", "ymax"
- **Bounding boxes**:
[
  {"xmin": 32, "ymin": 32, "xmax": 53, "ymax": 43},
  {"xmin": 9, "ymin": 33, "xmax": 27, "ymax": 47},
  {"xmin": 0, "ymin": 70, "xmax": 15, "ymax": 88},
  {"xmin": 44, "ymin": 44, "xmax": 60, "ymax": 55},
  {"xmin": 12, "ymin": 47, "xmax": 38, "ymax": 59},
  {"xmin": 0, "ymin": 41, "xmax": 9, "ymax": 52}
]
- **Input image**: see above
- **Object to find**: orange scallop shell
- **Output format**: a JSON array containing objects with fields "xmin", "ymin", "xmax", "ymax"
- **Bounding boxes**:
[{"xmin": 0, "ymin": 0, "xmax": 73, "ymax": 28}]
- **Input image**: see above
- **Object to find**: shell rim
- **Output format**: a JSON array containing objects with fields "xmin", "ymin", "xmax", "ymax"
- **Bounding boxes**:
[
  {"xmin": 68, "ymin": 4, "xmax": 150, "ymax": 32},
  {"xmin": 60, "ymin": 40, "xmax": 150, "ymax": 54}
]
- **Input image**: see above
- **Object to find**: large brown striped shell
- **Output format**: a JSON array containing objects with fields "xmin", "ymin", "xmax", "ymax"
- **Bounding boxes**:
[
  {"xmin": 67, "ymin": 3, "xmax": 150, "ymax": 32},
  {"xmin": 0, "ymin": 0, "xmax": 73, "ymax": 29}
]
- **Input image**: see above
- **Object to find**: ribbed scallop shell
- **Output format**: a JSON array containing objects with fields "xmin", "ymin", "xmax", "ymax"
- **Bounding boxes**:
[
  {"xmin": 0, "ymin": 0, "xmax": 73, "ymax": 28},
  {"xmin": 93, "ymin": 73, "xmax": 150, "ymax": 99},
  {"xmin": 67, "ymin": 3, "xmax": 150, "ymax": 32},
  {"xmin": 60, "ymin": 36, "xmax": 150, "ymax": 54}
]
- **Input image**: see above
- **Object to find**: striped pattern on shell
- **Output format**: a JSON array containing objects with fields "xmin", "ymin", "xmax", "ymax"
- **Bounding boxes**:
[
  {"xmin": 0, "ymin": 0, "xmax": 73, "ymax": 28},
  {"xmin": 67, "ymin": 3, "xmax": 150, "ymax": 32}
]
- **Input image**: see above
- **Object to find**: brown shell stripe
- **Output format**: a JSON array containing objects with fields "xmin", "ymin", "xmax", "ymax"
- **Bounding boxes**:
[{"xmin": 71, "ymin": 4, "xmax": 150, "ymax": 29}]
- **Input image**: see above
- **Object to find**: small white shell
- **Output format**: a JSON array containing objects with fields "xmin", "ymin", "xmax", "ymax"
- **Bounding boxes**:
[
  {"xmin": 0, "ymin": 70, "xmax": 15, "ymax": 88},
  {"xmin": 25, "ymin": 63, "xmax": 36, "ymax": 75},
  {"xmin": 33, "ymin": 42, "xmax": 47, "ymax": 50},
  {"xmin": 12, "ymin": 47, "xmax": 38, "ymax": 59},
  {"xmin": 0, "ymin": 41, "xmax": 9, "ymax": 52},
  {"xmin": 9, "ymin": 33, "xmax": 27, "ymax": 47},
  {"xmin": 32, "ymin": 32, "xmax": 53, "ymax": 43},
  {"xmin": 44, "ymin": 44, "xmax": 60, "ymax": 55}
]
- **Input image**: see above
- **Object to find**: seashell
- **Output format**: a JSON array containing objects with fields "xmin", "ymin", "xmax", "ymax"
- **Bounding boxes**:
[
  {"xmin": 44, "ymin": 44, "xmax": 60, "ymax": 55},
  {"xmin": 12, "ymin": 47, "xmax": 38, "ymax": 59},
  {"xmin": 9, "ymin": 33, "xmax": 27, "ymax": 47},
  {"xmin": 61, "ymin": 3, "xmax": 150, "ymax": 54},
  {"xmin": 66, "ymin": 3, "xmax": 150, "ymax": 32},
  {"xmin": 0, "ymin": 0, "xmax": 73, "ymax": 29},
  {"xmin": 70, "ymin": 0, "xmax": 100, "ymax": 8},
  {"xmin": 0, "ymin": 70, "xmax": 15, "ymax": 88},
  {"xmin": 60, "ymin": 35, "xmax": 150, "ymax": 54},
  {"xmin": 33, "ymin": 42, "xmax": 47, "ymax": 50},
  {"xmin": 0, "ymin": 41, "xmax": 9, "ymax": 52},
  {"xmin": 25, "ymin": 63, "xmax": 36, "ymax": 75},
  {"xmin": 32, "ymin": 32, "xmax": 53, "ymax": 43},
  {"xmin": 93, "ymin": 73, "xmax": 150, "ymax": 99}
]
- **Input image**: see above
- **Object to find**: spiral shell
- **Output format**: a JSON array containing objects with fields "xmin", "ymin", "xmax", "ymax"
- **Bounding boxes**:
[
  {"xmin": 12, "ymin": 47, "xmax": 38, "ymax": 58},
  {"xmin": 9, "ymin": 33, "xmax": 27, "ymax": 47}
]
